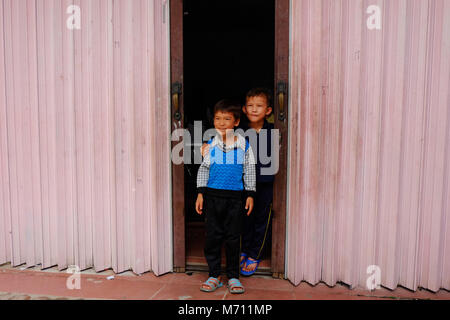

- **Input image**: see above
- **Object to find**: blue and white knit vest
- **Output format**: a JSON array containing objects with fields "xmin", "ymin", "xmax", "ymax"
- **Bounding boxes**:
[{"xmin": 207, "ymin": 139, "xmax": 249, "ymax": 191}]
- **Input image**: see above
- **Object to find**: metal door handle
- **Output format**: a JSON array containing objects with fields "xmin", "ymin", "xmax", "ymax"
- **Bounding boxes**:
[
  {"xmin": 277, "ymin": 81, "xmax": 287, "ymax": 121},
  {"xmin": 172, "ymin": 82, "xmax": 182, "ymax": 121}
]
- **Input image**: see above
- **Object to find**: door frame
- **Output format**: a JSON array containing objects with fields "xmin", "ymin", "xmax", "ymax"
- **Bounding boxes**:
[
  {"xmin": 170, "ymin": 0, "xmax": 290, "ymax": 278},
  {"xmin": 272, "ymin": 0, "xmax": 289, "ymax": 279}
]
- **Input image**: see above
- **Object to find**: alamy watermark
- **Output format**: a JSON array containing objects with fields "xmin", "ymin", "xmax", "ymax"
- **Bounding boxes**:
[
  {"xmin": 66, "ymin": 5, "xmax": 81, "ymax": 30},
  {"xmin": 65, "ymin": 4, "xmax": 382, "ymax": 31},
  {"xmin": 366, "ymin": 265, "xmax": 381, "ymax": 291},
  {"xmin": 171, "ymin": 121, "xmax": 280, "ymax": 176},
  {"xmin": 66, "ymin": 265, "xmax": 81, "ymax": 290},
  {"xmin": 367, "ymin": 5, "xmax": 382, "ymax": 30}
]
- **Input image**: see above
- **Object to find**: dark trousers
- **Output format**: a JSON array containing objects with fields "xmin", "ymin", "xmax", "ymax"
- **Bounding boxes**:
[
  {"xmin": 242, "ymin": 182, "xmax": 273, "ymax": 260},
  {"xmin": 204, "ymin": 190, "xmax": 244, "ymax": 279}
]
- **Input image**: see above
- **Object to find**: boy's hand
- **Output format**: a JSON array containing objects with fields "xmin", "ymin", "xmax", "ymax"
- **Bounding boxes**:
[
  {"xmin": 201, "ymin": 143, "xmax": 209, "ymax": 157},
  {"xmin": 195, "ymin": 194, "xmax": 204, "ymax": 215},
  {"xmin": 245, "ymin": 197, "xmax": 254, "ymax": 216}
]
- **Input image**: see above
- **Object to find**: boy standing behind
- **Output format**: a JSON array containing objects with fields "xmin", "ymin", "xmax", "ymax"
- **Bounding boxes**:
[
  {"xmin": 195, "ymin": 99, "xmax": 256, "ymax": 294},
  {"xmin": 240, "ymin": 88, "xmax": 275, "ymax": 276}
]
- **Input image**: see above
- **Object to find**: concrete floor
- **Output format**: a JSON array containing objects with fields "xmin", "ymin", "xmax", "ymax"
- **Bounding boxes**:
[{"xmin": 0, "ymin": 263, "xmax": 449, "ymax": 300}]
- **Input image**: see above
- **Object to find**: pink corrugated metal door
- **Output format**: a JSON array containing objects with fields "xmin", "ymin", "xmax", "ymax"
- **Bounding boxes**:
[
  {"xmin": 0, "ymin": 0, "xmax": 172, "ymax": 276},
  {"xmin": 288, "ymin": 0, "xmax": 450, "ymax": 292},
  {"xmin": 0, "ymin": 0, "xmax": 12, "ymax": 266}
]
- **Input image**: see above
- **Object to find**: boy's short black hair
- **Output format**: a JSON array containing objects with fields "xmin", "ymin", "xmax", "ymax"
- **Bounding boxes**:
[
  {"xmin": 213, "ymin": 99, "xmax": 241, "ymax": 121},
  {"xmin": 245, "ymin": 87, "xmax": 273, "ymax": 108}
]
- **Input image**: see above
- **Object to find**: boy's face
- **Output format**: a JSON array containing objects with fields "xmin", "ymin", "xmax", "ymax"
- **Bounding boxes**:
[
  {"xmin": 214, "ymin": 111, "xmax": 240, "ymax": 137},
  {"xmin": 243, "ymin": 95, "xmax": 272, "ymax": 123}
]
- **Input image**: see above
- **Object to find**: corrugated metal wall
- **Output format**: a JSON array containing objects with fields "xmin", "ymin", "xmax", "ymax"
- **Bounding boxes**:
[
  {"xmin": 287, "ymin": 0, "xmax": 450, "ymax": 292},
  {"xmin": 0, "ymin": 0, "xmax": 172, "ymax": 276}
]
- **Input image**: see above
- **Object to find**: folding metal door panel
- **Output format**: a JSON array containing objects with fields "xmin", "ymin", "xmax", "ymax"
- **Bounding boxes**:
[
  {"xmin": 0, "ymin": 0, "xmax": 172, "ymax": 276},
  {"xmin": 287, "ymin": 0, "xmax": 450, "ymax": 292}
]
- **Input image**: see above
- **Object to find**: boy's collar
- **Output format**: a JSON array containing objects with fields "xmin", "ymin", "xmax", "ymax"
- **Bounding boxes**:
[
  {"xmin": 211, "ymin": 133, "xmax": 246, "ymax": 150},
  {"xmin": 242, "ymin": 119, "xmax": 270, "ymax": 131}
]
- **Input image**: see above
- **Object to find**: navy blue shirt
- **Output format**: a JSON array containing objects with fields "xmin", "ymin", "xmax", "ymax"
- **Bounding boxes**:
[{"xmin": 241, "ymin": 120, "xmax": 275, "ymax": 184}]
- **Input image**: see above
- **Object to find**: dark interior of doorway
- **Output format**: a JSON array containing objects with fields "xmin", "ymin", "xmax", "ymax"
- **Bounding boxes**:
[{"xmin": 183, "ymin": 0, "xmax": 275, "ymax": 274}]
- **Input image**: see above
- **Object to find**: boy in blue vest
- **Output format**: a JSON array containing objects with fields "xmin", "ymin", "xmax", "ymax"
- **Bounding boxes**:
[{"xmin": 195, "ymin": 99, "xmax": 256, "ymax": 294}]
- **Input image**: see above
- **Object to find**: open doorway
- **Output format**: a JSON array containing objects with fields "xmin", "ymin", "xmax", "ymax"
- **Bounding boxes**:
[{"xmin": 183, "ymin": 0, "xmax": 275, "ymax": 274}]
